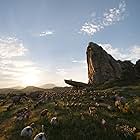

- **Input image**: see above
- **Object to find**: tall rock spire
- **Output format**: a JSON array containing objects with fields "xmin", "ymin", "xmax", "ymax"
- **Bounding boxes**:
[{"xmin": 86, "ymin": 42, "xmax": 122, "ymax": 85}]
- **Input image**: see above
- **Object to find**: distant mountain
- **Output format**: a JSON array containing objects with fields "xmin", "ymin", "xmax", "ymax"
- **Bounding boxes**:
[
  {"xmin": 39, "ymin": 84, "xmax": 56, "ymax": 89},
  {"xmin": 22, "ymin": 86, "xmax": 44, "ymax": 93},
  {"xmin": 0, "ymin": 84, "xmax": 56, "ymax": 95},
  {"xmin": 11, "ymin": 86, "xmax": 24, "ymax": 90},
  {"xmin": 0, "ymin": 88, "xmax": 19, "ymax": 95}
]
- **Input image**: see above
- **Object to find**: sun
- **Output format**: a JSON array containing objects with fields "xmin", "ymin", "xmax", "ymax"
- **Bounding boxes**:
[{"xmin": 21, "ymin": 73, "xmax": 39, "ymax": 87}]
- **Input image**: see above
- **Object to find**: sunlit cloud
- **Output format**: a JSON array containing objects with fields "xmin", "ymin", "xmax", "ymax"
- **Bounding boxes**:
[
  {"xmin": 0, "ymin": 37, "xmax": 42, "ymax": 88},
  {"xmin": 80, "ymin": 0, "xmax": 127, "ymax": 36},
  {"xmin": 103, "ymin": 0, "xmax": 126, "ymax": 26},
  {"xmin": 56, "ymin": 68, "xmax": 68, "ymax": 76},
  {"xmin": 39, "ymin": 31, "xmax": 54, "ymax": 37},
  {"xmin": 0, "ymin": 37, "xmax": 27, "ymax": 58},
  {"xmin": 72, "ymin": 60, "xmax": 86, "ymax": 64},
  {"xmin": 100, "ymin": 43, "xmax": 140, "ymax": 63},
  {"xmin": 0, "ymin": 37, "xmax": 88, "ymax": 87},
  {"xmin": 80, "ymin": 22, "xmax": 103, "ymax": 36}
]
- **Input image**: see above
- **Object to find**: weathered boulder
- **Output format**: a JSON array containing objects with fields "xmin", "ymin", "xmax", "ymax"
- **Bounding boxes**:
[{"xmin": 86, "ymin": 42, "xmax": 122, "ymax": 85}]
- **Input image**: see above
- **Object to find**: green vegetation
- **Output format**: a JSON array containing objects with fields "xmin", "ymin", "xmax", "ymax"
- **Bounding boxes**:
[{"xmin": 0, "ymin": 85, "xmax": 140, "ymax": 140}]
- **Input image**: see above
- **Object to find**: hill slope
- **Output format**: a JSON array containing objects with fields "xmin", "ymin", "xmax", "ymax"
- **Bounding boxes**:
[
  {"xmin": 0, "ymin": 84, "xmax": 140, "ymax": 140},
  {"xmin": 40, "ymin": 83, "xmax": 56, "ymax": 89}
]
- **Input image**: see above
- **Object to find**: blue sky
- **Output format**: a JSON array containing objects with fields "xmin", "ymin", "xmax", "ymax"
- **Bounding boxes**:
[{"xmin": 0, "ymin": 0, "xmax": 140, "ymax": 87}]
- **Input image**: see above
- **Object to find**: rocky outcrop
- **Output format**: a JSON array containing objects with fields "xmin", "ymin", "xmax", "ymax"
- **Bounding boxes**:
[
  {"xmin": 118, "ymin": 60, "xmax": 136, "ymax": 81},
  {"xmin": 86, "ymin": 42, "xmax": 140, "ymax": 86},
  {"xmin": 87, "ymin": 42, "xmax": 122, "ymax": 85},
  {"xmin": 135, "ymin": 59, "xmax": 140, "ymax": 79}
]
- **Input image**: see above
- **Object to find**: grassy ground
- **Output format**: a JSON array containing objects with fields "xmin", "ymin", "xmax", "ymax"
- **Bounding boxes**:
[{"xmin": 0, "ymin": 85, "xmax": 140, "ymax": 140}]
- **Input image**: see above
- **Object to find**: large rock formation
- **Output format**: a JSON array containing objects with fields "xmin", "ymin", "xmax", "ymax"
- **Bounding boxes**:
[
  {"xmin": 87, "ymin": 42, "xmax": 122, "ymax": 85},
  {"xmin": 86, "ymin": 42, "xmax": 140, "ymax": 86},
  {"xmin": 118, "ymin": 60, "xmax": 136, "ymax": 81},
  {"xmin": 135, "ymin": 60, "xmax": 140, "ymax": 79}
]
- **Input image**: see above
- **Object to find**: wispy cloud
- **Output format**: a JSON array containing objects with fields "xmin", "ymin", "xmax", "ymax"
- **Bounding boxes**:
[
  {"xmin": 39, "ymin": 31, "xmax": 54, "ymax": 37},
  {"xmin": 0, "ymin": 37, "xmax": 88, "ymax": 87},
  {"xmin": 100, "ymin": 43, "xmax": 140, "ymax": 63},
  {"xmin": 72, "ymin": 60, "xmax": 86, "ymax": 64},
  {"xmin": 0, "ymin": 37, "xmax": 41, "ymax": 87},
  {"xmin": 80, "ymin": 23, "xmax": 103, "ymax": 36},
  {"xmin": 56, "ymin": 68, "xmax": 68, "ymax": 76},
  {"xmin": 0, "ymin": 37, "xmax": 27, "ymax": 58},
  {"xmin": 80, "ymin": 0, "xmax": 127, "ymax": 36}
]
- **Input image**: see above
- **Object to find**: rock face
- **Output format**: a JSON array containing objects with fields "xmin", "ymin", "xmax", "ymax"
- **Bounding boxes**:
[
  {"xmin": 135, "ymin": 59, "xmax": 140, "ymax": 79},
  {"xmin": 87, "ymin": 42, "xmax": 122, "ymax": 85},
  {"xmin": 118, "ymin": 60, "xmax": 135, "ymax": 81},
  {"xmin": 86, "ymin": 42, "xmax": 140, "ymax": 86}
]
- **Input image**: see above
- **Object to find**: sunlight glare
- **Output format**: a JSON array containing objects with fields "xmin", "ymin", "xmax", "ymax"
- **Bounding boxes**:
[{"xmin": 21, "ymin": 73, "xmax": 39, "ymax": 87}]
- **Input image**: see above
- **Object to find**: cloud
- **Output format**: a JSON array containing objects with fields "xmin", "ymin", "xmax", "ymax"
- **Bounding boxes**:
[
  {"xmin": 80, "ymin": 22, "xmax": 103, "ymax": 36},
  {"xmin": 100, "ymin": 43, "xmax": 140, "ymax": 63},
  {"xmin": 80, "ymin": 0, "xmax": 127, "ymax": 36},
  {"xmin": 39, "ymin": 31, "xmax": 54, "ymax": 37},
  {"xmin": 103, "ymin": 0, "xmax": 126, "ymax": 26},
  {"xmin": 0, "ymin": 37, "xmax": 42, "ymax": 88},
  {"xmin": 72, "ymin": 60, "xmax": 86, "ymax": 64},
  {"xmin": 0, "ymin": 37, "xmax": 27, "ymax": 58},
  {"xmin": 56, "ymin": 68, "xmax": 68, "ymax": 76},
  {"xmin": 0, "ymin": 37, "xmax": 88, "ymax": 87}
]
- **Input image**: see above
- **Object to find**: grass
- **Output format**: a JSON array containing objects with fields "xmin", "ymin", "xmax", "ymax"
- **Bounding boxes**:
[{"xmin": 0, "ymin": 84, "xmax": 140, "ymax": 140}]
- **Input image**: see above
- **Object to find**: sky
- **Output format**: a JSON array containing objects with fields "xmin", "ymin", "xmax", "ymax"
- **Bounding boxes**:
[{"xmin": 0, "ymin": 0, "xmax": 140, "ymax": 88}]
